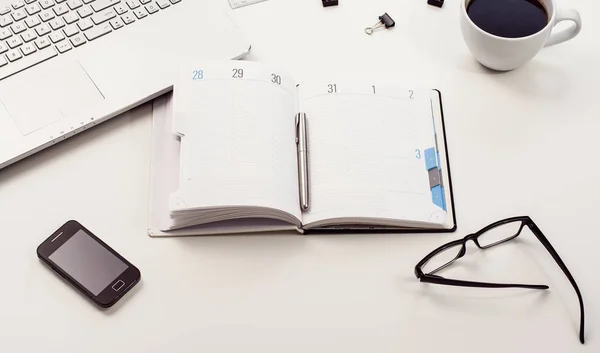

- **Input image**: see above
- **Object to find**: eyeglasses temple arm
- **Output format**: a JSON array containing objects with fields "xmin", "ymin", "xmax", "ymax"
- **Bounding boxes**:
[
  {"xmin": 420, "ymin": 274, "xmax": 549, "ymax": 290},
  {"xmin": 528, "ymin": 222, "xmax": 585, "ymax": 344}
]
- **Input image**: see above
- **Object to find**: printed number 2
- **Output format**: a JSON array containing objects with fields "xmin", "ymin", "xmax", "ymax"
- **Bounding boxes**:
[
  {"xmin": 415, "ymin": 149, "xmax": 421, "ymax": 159},
  {"xmin": 232, "ymin": 68, "xmax": 244, "ymax": 78},
  {"xmin": 192, "ymin": 70, "xmax": 204, "ymax": 80},
  {"xmin": 409, "ymin": 90, "xmax": 414, "ymax": 99}
]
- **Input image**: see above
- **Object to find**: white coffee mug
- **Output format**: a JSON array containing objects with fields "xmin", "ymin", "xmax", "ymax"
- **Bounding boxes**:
[{"xmin": 460, "ymin": 0, "xmax": 582, "ymax": 71}]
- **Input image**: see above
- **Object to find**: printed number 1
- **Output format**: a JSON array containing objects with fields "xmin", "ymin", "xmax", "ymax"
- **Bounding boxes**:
[
  {"xmin": 192, "ymin": 70, "xmax": 204, "ymax": 80},
  {"xmin": 415, "ymin": 149, "xmax": 421, "ymax": 159}
]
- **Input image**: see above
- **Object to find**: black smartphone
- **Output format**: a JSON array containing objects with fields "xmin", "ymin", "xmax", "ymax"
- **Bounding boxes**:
[{"xmin": 37, "ymin": 220, "xmax": 141, "ymax": 309}]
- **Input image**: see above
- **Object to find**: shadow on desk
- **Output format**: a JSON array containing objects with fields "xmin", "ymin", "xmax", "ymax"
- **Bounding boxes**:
[{"xmin": 457, "ymin": 53, "xmax": 570, "ymax": 101}]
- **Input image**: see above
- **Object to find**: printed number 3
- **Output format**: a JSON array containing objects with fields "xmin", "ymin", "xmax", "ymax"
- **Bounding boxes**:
[
  {"xmin": 415, "ymin": 149, "xmax": 421, "ymax": 159},
  {"xmin": 192, "ymin": 70, "xmax": 204, "ymax": 80}
]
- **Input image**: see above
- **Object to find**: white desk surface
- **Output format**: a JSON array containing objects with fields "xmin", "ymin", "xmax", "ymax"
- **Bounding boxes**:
[{"xmin": 1, "ymin": 0, "xmax": 599, "ymax": 352}]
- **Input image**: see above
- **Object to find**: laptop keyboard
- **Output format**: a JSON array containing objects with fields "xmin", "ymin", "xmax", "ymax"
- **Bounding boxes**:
[{"xmin": 0, "ymin": 0, "xmax": 182, "ymax": 81}]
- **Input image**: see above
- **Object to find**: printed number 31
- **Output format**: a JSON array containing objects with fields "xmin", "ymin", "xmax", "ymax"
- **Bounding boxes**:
[{"xmin": 192, "ymin": 70, "xmax": 204, "ymax": 80}]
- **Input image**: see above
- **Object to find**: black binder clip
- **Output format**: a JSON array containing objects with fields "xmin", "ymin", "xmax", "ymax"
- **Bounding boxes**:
[
  {"xmin": 427, "ymin": 0, "xmax": 444, "ymax": 8},
  {"xmin": 365, "ymin": 13, "xmax": 395, "ymax": 35}
]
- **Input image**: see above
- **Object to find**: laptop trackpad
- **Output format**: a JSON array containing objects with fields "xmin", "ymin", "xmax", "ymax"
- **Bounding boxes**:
[{"xmin": 1, "ymin": 61, "xmax": 104, "ymax": 136}]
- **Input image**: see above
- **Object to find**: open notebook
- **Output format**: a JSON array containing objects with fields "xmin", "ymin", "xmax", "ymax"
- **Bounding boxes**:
[{"xmin": 148, "ymin": 61, "xmax": 456, "ymax": 236}]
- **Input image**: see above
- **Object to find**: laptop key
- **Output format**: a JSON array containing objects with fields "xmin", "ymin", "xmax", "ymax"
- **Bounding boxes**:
[
  {"xmin": 12, "ymin": 1, "xmax": 26, "ymax": 9},
  {"xmin": 63, "ymin": 12, "xmax": 79, "ymax": 24},
  {"xmin": 49, "ymin": 18, "xmax": 65, "ymax": 30},
  {"xmin": 55, "ymin": 40, "xmax": 71, "ymax": 53},
  {"xmin": 49, "ymin": 31, "xmax": 64, "ymax": 42},
  {"xmin": 114, "ymin": 4, "xmax": 128, "ymax": 14},
  {"xmin": 0, "ymin": 7, "xmax": 11, "ymax": 15},
  {"xmin": 0, "ymin": 55, "xmax": 6, "ymax": 67},
  {"xmin": 91, "ymin": 8, "xmax": 116, "ymax": 24},
  {"xmin": 39, "ymin": 0, "xmax": 56, "ymax": 10},
  {"xmin": 20, "ymin": 42, "xmax": 37, "ymax": 55},
  {"xmin": 91, "ymin": 0, "xmax": 121, "ymax": 13},
  {"xmin": 145, "ymin": 4, "xmax": 158, "ymax": 13},
  {"xmin": 6, "ymin": 49, "xmax": 22, "ymax": 61},
  {"xmin": 7, "ymin": 36, "xmax": 22, "ymax": 48},
  {"xmin": 67, "ymin": 0, "xmax": 83, "ymax": 10},
  {"xmin": 0, "ymin": 42, "xmax": 7, "ymax": 53},
  {"xmin": 109, "ymin": 17, "xmax": 124, "ymax": 29},
  {"xmin": 53, "ymin": 4, "xmax": 69, "ymax": 16},
  {"xmin": 11, "ymin": 22, "xmax": 27, "ymax": 34},
  {"xmin": 133, "ymin": 8, "xmax": 146, "ymax": 18},
  {"xmin": 69, "ymin": 33, "xmax": 85, "ymax": 47},
  {"xmin": 126, "ymin": 0, "xmax": 140, "ymax": 9},
  {"xmin": 25, "ymin": 3, "xmax": 41, "ymax": 15},
  {"xmin": 35, "ymin": 23, "xmax": 51, "ymax": 36},
  {"xmin": 0, "ymin": 28, "xmax": 11, "ymax": 39},
  {"xmin": 84, "ymin": 22, "xmax": 111, "ymax": 40},
  {"xmin": 63, "ymin": 24, "xmax": 78, "ymax": 36},
  {"xmin": 77, "ymin": 18, "xmax": 92, "ymax": 30},
  {"xmin": 156, "ymin": 0, "xmax": 170, "ymax": 9},
  {"xmin": 121, "ymin": 13, "xmax": 134, "ymax": 24},
  {"xmin": 20, "ymin": 30, "xmax": 37, "ymax": 42},
  {"xmin": 39, "ymin": 10, "xmax": 55, "ymax": 21},
  {"xmin": 11, "ymin": 9, "xmax": 27, "ymax": 21},
  {"xmin": 34, "ymin": 36, "xmax": 51, "ymax": 49},
  {"xmin": 25, "ymin": 16, "xmax": 41, "ymax": 28},
  {"xmin": 0, "ymin": 16, "xmax": 14, "ymax": 27},
  {"xmin": 77, "ymin": 6, "xmax": 92, "ymax": 18}
]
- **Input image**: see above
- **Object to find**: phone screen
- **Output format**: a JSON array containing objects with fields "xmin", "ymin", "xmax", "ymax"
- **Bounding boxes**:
[{"xmin": 48, "ymin": 229, "xmax": 128, "ymax": 296}]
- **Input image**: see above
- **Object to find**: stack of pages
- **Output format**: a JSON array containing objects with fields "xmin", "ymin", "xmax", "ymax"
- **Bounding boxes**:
[{"xmin": 148, "ymin": 61, "xmax": 456, "ymax": 236}]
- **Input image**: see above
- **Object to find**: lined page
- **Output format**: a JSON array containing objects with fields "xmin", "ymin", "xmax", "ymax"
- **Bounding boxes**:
[
  {"xmin": 299, "ymin": 82, "xmax": 447, "ymax": 226},
  {"xmin": 169, "ymin": 61, "xmax": 301, "ymax": 221}
]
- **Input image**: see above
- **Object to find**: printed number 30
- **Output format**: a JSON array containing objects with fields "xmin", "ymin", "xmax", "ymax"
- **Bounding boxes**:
[
  {"xmin": 192, "ymin": 70, "xmax": 204, "ymax": 80},
  {"xmin": 415, "ymin": 149, "xmax": 421, "ymax": 159}
]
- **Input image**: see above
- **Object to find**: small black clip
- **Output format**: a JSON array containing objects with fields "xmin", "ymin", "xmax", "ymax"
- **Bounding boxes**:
[
  {"xmin": 322, "ymin": 0, "xmax": 338, "ymax": 7},
  {"xmin": 365, "ymin": 13, "xmax": 396, "ymax": 35},
  {"xmin": 427, "ymin": 0, "xmax": 444, "ymax": 8}
]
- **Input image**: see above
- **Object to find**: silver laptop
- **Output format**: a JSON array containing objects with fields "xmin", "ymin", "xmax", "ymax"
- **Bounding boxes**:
[{"xmin": 0, "ymin": 0, "xmax": 251, "ymax": 170}]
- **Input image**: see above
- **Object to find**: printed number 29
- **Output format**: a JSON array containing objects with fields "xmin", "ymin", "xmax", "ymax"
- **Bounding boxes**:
[
  {"xmin": 415, "ymin": 149, "xmax": 421, "ymax": 159},
  {"xmin": 192, "ymin": 70, "xmax": 204, "ymax": 80},
  {"xmin": 232, "ymin": 68, "xmax": 244, "ymax": 78}
]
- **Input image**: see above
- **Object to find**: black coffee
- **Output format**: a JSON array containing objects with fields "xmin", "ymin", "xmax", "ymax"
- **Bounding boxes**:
[{"xmin": 467, "ymin": 0, "xmax": 548, "ymax": 38}]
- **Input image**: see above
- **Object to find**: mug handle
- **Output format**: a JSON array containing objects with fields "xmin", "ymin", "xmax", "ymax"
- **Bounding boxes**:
[{"xmin": 544, "ymin": 7, "xmax": 582, "ymax": 47}]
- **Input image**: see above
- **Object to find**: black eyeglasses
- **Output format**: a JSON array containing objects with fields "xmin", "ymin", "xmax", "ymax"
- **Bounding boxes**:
[{"xmin": 414, "ymin": 216, "xmax": 585, "ymax": 344}]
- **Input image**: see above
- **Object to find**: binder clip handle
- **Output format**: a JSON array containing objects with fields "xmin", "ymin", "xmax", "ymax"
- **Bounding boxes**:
[{"xmin": 365, "ymin": 13, "xmax": 396, "ymax": 35}]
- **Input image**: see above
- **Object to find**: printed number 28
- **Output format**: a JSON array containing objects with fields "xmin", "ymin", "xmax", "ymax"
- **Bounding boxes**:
[
  {"xmin": 192, "ymin": 70, "xmax": 204, "ymax": 80},
  {"xmin": 415, "ymin": 149, "xmax": 421, "ymax": 159}
]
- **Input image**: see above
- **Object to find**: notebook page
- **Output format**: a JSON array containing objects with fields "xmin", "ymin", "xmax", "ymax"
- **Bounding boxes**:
[
  {"xmin": 170, "ymin": 61, "xmax": 301, "ymax": 222},
  {"xmin": 299, "ymin": 82, "xmax": 447, "ymax": 226}
]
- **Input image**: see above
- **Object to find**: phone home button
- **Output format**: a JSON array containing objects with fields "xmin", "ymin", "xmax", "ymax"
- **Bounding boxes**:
[{"xmin": 112, "ymin": 280, "xmax": 125, "ymax": 291}]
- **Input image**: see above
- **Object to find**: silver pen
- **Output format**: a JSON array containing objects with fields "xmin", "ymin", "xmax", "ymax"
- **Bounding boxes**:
[{"xmin": 296, "ymin": 113, "xmax": 310, "ymax": 211}]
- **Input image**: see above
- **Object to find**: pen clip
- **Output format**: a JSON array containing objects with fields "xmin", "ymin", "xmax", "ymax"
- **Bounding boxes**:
[{"xmin": 295, "ymin": 113, "xmax": 300, "ymax": 145}]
